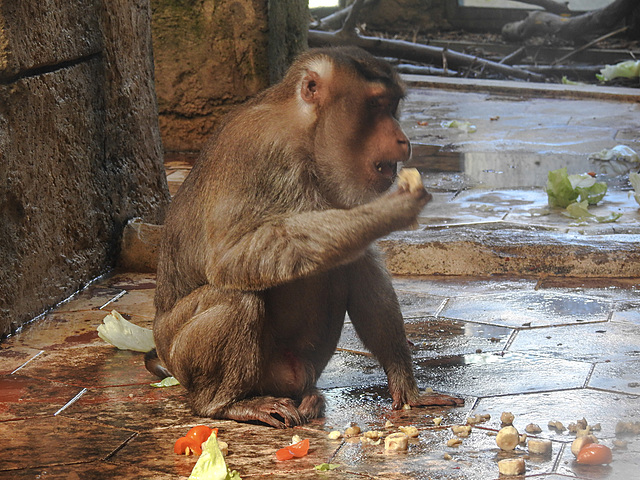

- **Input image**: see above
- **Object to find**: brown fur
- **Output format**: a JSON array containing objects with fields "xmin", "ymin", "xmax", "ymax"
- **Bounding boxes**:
[{"xmin": 150, "ymin": 47, "xmax": 462, "ymax": 428}]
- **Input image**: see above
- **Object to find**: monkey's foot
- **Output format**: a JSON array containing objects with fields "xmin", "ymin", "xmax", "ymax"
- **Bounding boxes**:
[{"xmin": 220, "ymin": 396, "xmax": 304, "ymax": 429}]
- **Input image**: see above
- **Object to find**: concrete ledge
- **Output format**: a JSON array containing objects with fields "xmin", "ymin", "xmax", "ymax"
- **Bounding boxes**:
[
  {"xmin": 381, "ymin": 226, "xmax": 640, "ymax": 278},
  {"xmin": 402, "ymin": 74, "xmax": 640, "ymax": 103}
]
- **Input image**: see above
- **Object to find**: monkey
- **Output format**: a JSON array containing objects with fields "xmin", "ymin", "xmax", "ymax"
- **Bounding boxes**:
[{"xmin": 147, "ymin": 46, "xmax": 463, "ymax": 428}]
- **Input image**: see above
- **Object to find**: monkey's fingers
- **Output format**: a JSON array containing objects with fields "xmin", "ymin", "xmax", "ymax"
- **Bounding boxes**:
[
  {"xmin": 392, "ymin": 392, "xmax": 464, "ymax": 410},
  {"xmin": 221, "ymin": 396, "xmax": 304, "ymax": 428},
  {"xmin": 411, "ymin": 392, "xmax": 465, "ymax": 407}
]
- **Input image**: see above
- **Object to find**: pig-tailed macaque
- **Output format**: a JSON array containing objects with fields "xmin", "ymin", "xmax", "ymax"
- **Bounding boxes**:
[{"xmin": 147, "ymin": 46, "xmax": 463, "ymax": 428}]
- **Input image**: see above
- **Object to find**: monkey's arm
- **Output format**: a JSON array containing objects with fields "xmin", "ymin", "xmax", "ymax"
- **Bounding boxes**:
[
  {"xmin": 346, "ymin": 249, "xmax": 464, "ymax": 409},
  {"xmin": 208, "ymin": 190, "xmax": 427, "ymax": 291}
]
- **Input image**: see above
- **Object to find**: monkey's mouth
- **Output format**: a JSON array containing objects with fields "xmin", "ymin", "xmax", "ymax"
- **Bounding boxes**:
[{"xmin": 375, "ymin": 161, "xmax": 398, "ymax": 179}]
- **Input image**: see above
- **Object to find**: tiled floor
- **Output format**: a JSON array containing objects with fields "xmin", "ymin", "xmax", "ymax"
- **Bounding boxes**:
[{"xmin": 1, "ymin": 79, "xmax": 640, "ymax": 479}]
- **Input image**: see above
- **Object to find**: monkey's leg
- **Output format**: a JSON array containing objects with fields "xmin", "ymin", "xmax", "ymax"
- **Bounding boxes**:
[
  {"xmin": 347, "ymin": 249, "xmax": 463, "ymax": 409},
  {"xmin": 160, "ymin": 286, "xmax": 307, "ymax": 428}
]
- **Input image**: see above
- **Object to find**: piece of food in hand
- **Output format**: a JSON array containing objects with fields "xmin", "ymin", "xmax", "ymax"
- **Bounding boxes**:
[
  {"xmin": 576, "ymin": 443, "xmax": 612, "ymax": 465},
  {"xmin": 385, "ymin": 432, "xmax": 409, "ymax": 451},
  {"xmin": 496, "ymin": 426, "xmax": 520, "ymax": 451},
  {"xmin": 397, "ymin": 168, "xmax": 423, "ymax": 193},
  {"xmin": 498, "ymin": 458, "xmax": 526, "ymax": 476}
]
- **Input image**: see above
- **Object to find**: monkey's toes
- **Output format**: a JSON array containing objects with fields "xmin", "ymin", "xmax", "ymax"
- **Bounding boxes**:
[{"xmin": 413, "ymin": 392, "xmax": 464, "ymax": 407}]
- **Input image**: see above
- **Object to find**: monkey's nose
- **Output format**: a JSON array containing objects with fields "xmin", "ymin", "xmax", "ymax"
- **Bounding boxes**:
[{"xmin": 398, "ymin": 137, "xmax": 411, "ymax": 161}]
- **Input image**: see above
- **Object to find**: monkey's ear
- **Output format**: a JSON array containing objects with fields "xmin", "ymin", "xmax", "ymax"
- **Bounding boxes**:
[{"xmin": 300, "ymin": 70, "xmax": 324, "ymax": 104}]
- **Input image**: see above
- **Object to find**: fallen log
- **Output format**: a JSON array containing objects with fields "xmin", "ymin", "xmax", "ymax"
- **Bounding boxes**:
[{"xmin": 503, "ymin": 0, "xmax": 637, "ymax": 42}]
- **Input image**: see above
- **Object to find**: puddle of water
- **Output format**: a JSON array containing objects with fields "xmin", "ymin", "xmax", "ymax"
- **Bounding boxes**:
[{"xmin": 408, "ymin": 143, "xmax": 637, "ymax": 189}]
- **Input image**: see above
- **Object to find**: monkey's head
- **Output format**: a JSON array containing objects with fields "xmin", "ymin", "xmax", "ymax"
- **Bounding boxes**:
[{"xmin": 285, "ymin": 47, "xmax": 411, "ymax": 208}]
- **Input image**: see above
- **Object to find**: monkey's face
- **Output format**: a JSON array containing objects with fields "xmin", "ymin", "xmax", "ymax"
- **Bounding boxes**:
[
  {"xmin": 293, "ymin": 48, "xmax": 411, "ymax": 208},
  {"xmin": 313, "ymin": 84, "xmax": 411, "ymax": 207}
]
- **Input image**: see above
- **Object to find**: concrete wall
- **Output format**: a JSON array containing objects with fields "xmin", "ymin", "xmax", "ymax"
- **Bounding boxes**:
[{"xmin": 0, "ymin": 0, "xmax": 170, "ymax": 338}]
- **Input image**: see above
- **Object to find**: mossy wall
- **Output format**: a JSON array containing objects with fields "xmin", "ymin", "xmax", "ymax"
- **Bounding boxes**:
[{"xmin": 151, "ymin": 0, "xmax": 309, "ymax": 152}]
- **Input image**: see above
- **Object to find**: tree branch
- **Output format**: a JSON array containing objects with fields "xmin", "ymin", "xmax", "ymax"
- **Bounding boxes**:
[{"xmin": 308, "ymin": 29, "xmax": 545, "ymax": 82}]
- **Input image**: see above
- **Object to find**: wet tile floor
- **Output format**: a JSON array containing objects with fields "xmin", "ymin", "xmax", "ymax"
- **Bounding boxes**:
[
  {"xmin": 2, "ymin": 273, "xmax": 640, "ymax": 479},
  {"xmin": 2, "ymin": 81, "xmax": 640, "ymax": 479}
]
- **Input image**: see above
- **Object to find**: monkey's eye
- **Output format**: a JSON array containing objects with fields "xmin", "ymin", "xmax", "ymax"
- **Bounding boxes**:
[{"xmin": 367, "ymin": 96, "xmax": 393, "ymax": 111}]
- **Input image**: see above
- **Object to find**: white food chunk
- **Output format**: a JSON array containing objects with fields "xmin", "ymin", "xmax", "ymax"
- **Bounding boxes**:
[
  {"xmin": 451, "ymin": 425, "xmax": 472, "ymax": 437},
  {"xmin": 500, "ymin": 412, "xmax": 515, "ymax": 425},
  {"xmin": 525, "ymin": 423, "xmax": 542, "ymax": 434},
  {"xmin": 528, "ymin": 438, "xmax": 552, "ymax": 455},
  {"xmin": 399, "ymin": 426, "xmax": 419, "ymax": 438},
  {"xmin": 571, "ymin": 435, "xmax": 598, "ymax": 458},
  {"xmin": 385, "ymin": 432, "xmax": 409, "ymax": 451},
  {"xmin": 498, "ymin": 458, "xmax": 526, "ymax": 476},
  {"xmin": 496, "ymin": 426, "xmax": 520, "ymax": 451}
]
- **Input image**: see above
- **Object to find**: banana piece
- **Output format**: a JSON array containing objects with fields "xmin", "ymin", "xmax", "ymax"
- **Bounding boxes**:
[{"xmin": 397, "ymin": 168, "xmax": 423, "ymax": 193}]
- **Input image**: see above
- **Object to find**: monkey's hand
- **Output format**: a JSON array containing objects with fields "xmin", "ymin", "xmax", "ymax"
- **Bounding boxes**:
[
  {"xmin": 393, "ymin": 391, "xmax": 464, "ymax": 410},
  {"xmin": 381, "ymin": 168, "xmax": 431, "ymax": 231},
  {"xmin": 395, "ymin": 168, "xmax": 431, "ymax": 203}
]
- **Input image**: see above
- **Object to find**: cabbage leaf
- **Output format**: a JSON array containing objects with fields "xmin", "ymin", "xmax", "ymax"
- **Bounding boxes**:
[
  {"xmin": 97, "ymin": 310, "xmax": 155, "ymax": 352},
  {"xmin": 189, "ymin": 435, "xmax": 241, "ymax": 480}
]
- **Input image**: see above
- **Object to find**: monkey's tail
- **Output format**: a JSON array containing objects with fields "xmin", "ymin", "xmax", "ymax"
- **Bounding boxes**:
[{"xmin": 144, "ymin": 348, "xmax": 173, "ymax": 379}]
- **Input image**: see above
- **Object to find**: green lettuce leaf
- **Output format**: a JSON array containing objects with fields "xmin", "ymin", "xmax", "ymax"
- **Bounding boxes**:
[
  {"xmin": 150, "ymin": 376, "xmax": 180, "ymax": 388},
  {"xmin": 189, "ymin": 435, "xmax": 241, "ymax": 480},
  {"xmin": 97, "ymin": 310, "xmax": 155, "ymax": 352},
  {"xmin": 571, "ymin": 177, "xmax": 607, "ymax": 205},
  {"xmin": 441, "ymin": 120, "xmax": 476, "ymax": 133},
  {"xmin": 314, "ymin": 463, "xmax": 340, "ymax": 471},
  {"xmin": 564, "ymin": 200, "xmax": 593, "ymax": 220},
  {"xmin": 563, "ymin": 201, "xmax": 622, "ymax": 223},
  {"xmin": 597, "ymin": 60, "xmax": 640, "ymax": 82},
  {"xmin": 630, "ymin": 172, "xmax": 640, "ymax": 206},
  {"xmin": 546, "ymin": 168, "xmax": 578, "ymax": 208}
]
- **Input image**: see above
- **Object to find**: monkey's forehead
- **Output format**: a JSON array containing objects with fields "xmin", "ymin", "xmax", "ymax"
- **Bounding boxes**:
[{"xmin": 297, "ymin": 48, "xmax": 403, "ymax": 94}]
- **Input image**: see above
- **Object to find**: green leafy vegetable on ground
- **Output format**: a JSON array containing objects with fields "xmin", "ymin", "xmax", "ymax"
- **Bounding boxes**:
[
  {"xmin": 546, "ymin": 167, "xmax": 579, "ymax": 208},
  {"xmin": 189, "ymin": 434, "xmax": 241, "ymax": 480},
  {"xmin": 546, "ymin": 168, "xmax": 608, "ymax": 208},
  {"xmin": 597, "ymin": 60, "xmax": 640, "ymax": 82},
  {"xmin": 630, "ymin": 173, "xmax": 640, "ymax": 206},
  {"xmin": 151, "ymin": 376, "xmax": 180, "ymax": 388},
  {"xmin": 97, "ymin": 310, "xmax": 155, "ymax": 352},
  {"xmin": 547, "ymin": 168, "xmax": 621, "ymax": 223},
  {"xmin": 314, "ymin": 463, "xmax": 340, "ymax": 471}
]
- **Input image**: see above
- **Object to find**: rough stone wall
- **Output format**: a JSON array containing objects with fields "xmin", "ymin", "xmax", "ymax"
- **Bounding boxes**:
[
  {"xmin": 0, "ymin": 0, "xmax": 170, "ymax": 338},
  {"xmin": 151, "ymin": 0, "xmax": 308, "ymax": 152}
]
